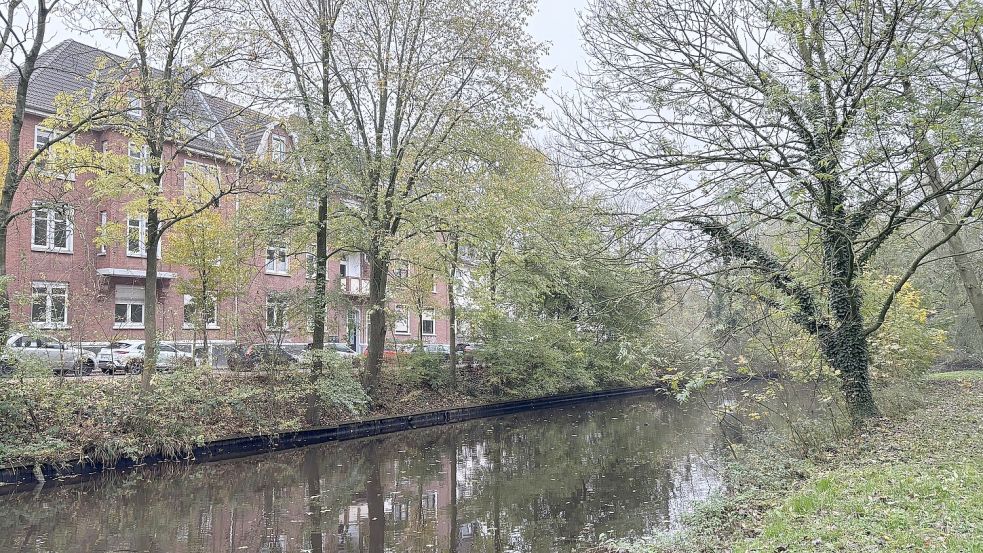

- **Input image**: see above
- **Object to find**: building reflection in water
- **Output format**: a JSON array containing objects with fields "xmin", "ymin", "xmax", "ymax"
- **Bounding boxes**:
[{"xmin": 0, "ymin": 391, "xmax": 760, "ymax": 553}]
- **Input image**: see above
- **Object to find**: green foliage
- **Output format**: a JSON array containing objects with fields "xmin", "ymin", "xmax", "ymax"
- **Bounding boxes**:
[
  {"xmin": 307, "ymin": 351, "xmax": 370, "ymax": 414},
  {"xmin": 398, "ymin": 351, "xmax": 448, "ymax": 391}
]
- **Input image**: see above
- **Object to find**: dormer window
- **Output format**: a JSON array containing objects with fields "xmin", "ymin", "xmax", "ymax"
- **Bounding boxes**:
[{"xmin": 270, "ymin": 136, "xmax": 287, "ymax": 162}]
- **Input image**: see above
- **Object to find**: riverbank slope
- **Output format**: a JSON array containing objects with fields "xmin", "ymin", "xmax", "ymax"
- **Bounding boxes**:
[{"xmin": 607, "ymin": 373, "xmax": 983, "ymax": 552}]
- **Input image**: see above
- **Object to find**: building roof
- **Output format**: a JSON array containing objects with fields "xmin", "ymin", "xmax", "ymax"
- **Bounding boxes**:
[{"xmin": 4, "ymin": 39, "xmax": 278, "ymax": 159}]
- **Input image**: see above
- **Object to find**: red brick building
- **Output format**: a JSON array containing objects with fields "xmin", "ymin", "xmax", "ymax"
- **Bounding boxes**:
[{"xmin": 8, "ymin": 40, "xmax": 450, "ymax": 356}]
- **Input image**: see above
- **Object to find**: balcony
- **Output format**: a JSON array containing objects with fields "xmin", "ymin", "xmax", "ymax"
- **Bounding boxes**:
[{"xmin": 340, "ymin": 276, "xmax": 369, "ymax": 296}]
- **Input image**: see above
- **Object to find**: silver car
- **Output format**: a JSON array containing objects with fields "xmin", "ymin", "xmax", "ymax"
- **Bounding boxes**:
[
  {"xmin": 96, "ymin": 340, "xmax": 192, "ymax": 374},
  {"xmin": 1, "ymin": 333, "xmax": 96, "ymax": 376}
]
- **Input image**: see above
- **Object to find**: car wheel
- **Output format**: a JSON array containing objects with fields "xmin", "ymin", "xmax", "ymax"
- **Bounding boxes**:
[
  {"xmin": 127, "ymin": 359, "xmax": 144, "ymax": 375},
  {"xmin": 74, "ymin": 359, "xmax": 95, "ymax": 377}
]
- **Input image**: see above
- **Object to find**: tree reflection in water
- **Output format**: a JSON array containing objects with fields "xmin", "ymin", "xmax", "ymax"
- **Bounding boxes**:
[{"xmin": 0, "ymin": 391, "xmax": 757, "ymax": 553}]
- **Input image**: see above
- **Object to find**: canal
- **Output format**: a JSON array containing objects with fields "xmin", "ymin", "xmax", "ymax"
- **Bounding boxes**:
[{"xmin": 0, "ymin": 388, "xmax": 788, "ymax": 552}]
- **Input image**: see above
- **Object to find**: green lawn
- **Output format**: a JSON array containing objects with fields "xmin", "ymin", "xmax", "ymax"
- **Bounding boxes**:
[
  {"xmin": 927, "ymin": 369, "xmax": 983, "ymax": 381},
  {"xmin": 736, "ymin": 379, "xmax": 983, "ymax": 552}
]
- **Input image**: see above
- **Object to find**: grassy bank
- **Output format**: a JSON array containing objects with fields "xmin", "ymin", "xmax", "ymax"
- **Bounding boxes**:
[
  {"xmin": 0, "ymin": 359, "xmax": 655, "ymax": 471},
  {"xmin": 604, "ymin": 371, "xmax": 983, "ymax": 552}
]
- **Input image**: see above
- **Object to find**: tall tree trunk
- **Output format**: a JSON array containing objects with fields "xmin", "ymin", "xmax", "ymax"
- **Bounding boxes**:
[
  {"xmin": 365, "ymin": 250, "xmax": 389, "ymax": 395},
  {"xmin": 447, "ymin": 233, "xmax": 459, "ymax": 390},
  {"xmin": 0, "ymin": 7, "xmax": 48, "ymax": 339},
  {"xmin": 200, "ymin": 282, "xmax": 209, "ymax": 362},
  {"xmin": 922, "ymin": 146, "xmax": 983, "ymax": 342},
  {"xmin": 308, "ymin": 194, "xmax": 329, "ymax": 425},
  {"xmin": 142, "ymin": 209, "xmax": 161, "ymax": 387}
]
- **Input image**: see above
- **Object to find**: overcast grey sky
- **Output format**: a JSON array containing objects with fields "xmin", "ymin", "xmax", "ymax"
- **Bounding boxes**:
[
  {"xmin": 44, "ymin": 0, "xmax": 588, "ymax": 113},
  {"xmin": 529, "ymin": 0, "xmax": 588, "ymax": 103}
]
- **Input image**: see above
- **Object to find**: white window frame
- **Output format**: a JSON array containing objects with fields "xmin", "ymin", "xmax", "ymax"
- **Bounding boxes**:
[
  {"xmin": 126, "ymin": 216, "xmax": 159, "ymax": 258},
  {"xmin": 421, "ymin": 308, "xmax": 436, "ymax": 336},
  {"xmin": 394, "ymin": 305, "xmax": 410, "ymax": 335},
  {"xmin": 128, "ymin": 95, "xmax": 143, "ymax": 118},
  {"xmin": 129, "ymin": 142, "xmax": 149, "ymax": 175},
  {"xmin": 30, "ymin": 202, "xmax": 73, "ymax": 253},
  {"xmin": 183, "ymin": 160, "xmax": 220, "ymax": 197},
  {"xmin": 266, "ymin": 293, "xmax": 288, "ymax": 330},
  {"xmin": 113, "ymin": 285, "xmax": 145, "ymax": 329},
  {"xmin": 34, "ymin": 125, "xmax": 75, "ymax": 180},
  {"xmin": 266, "ymin": 245, "xmax": 289, "ymax": 275},
  {"xmin": 183, "ymin": 294, "xmax": 219, "ymax": 330},
  {"xmin": 270, "ymin": 135, "xmax": 287, "ymax": 162},
  {"xmin": 306, "ymin": 251, "xmax": 317, "ymax": 280},
  {"xmin": 31, "ymin": 281, "xmax": 68, "ymax": 329},
  {"xmin": 97, "ymin": 211, "xmax": 108, "ymax": 255}
]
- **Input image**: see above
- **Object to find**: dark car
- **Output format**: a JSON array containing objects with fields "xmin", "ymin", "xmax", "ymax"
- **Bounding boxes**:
[{"xmin": 229, "ymin": 343, "xmax": 300, "ymax": 371}]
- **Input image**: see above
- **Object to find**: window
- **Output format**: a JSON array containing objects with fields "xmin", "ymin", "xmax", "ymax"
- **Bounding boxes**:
[
  {"xmin": 266, "ymin": 293, "xmax": 288, "ymax": 329},
  {"xmin": 34, "ymin": 126, "xmax": 74, "ymax": 179},
  {"xmin": 183, "ymin": 295, "xmax": 218, "ymax": 329},
  {"xmin": 129, "ymin": 142, "xmax": 149, "ymax": 175},
  {"xmin": 126, "ymin": 216, "xmax": 159, "ymax": 258},
  {"xmin": 183, "ymin": 160, "xmax": 220, "ymax": 198},
  {"xmin": 31, "ymin": 282, "xmax": 68, "ymax": 328},
  {"xmin": 128, "ymin": 95, "xmax": 143, "ymax": 118},
  {"xmin": 306, "ymin": 251, "xmax": 317, "ymax": 280},
  {"xmin": 114, "ymin": 285, "xmax": 145, "ymax": 329},
  {"xmin": 97, "ymin": 211, "xmax": 108, "ymax": 255},
  {"xmin": 394, "ymin": 261, "xmax": 409, "ymax": 280},
  {"xmin": 394, "ymin": 305, "xmax": 409, "ymax": 334},
  {"xmin": 421, "ymin": 308, "xmax": 435, "ymax": 336},
  {"xmin": 266, "ymin": 245, "xmax": 289, "ymax": 275},
  {"xmin": 432, "ymin": 275, "xmax": 438, "ymax": 294},
  {"xmin": 270, "ymin": 135, "xmax": 287, "ymax": 162},
  {"xmin": 422, "ymin": 491, "xmax": 438, "ymax": 511},
  {"xmin": 33, "ymin": 126, "xmax": 55, "ymax": 172},
  {"xmin": 31, "ymin": 203, "xmax": 73, "ymax": 253},
  {"xmin": 339, "ymin": 259, "xmax": 347, "ymax": 277}
]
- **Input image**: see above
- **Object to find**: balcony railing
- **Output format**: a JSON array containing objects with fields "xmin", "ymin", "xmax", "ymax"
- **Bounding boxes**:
[{"xmin": 340, "ymin": 276, "xmax": 369, "ymax": 296}]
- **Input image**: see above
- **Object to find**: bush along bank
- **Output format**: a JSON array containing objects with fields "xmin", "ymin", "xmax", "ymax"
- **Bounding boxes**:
[
  {"xmin": 598, "ymin": 373, "xmax": 983, "ymax": 553},
  {"xmin": 0, "ymin": 349, "xmax": 665, "ymax": 480}
]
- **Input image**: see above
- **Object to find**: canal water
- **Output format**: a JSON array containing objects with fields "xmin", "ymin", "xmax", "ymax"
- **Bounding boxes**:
[{"xmin": 0, "ymin": 389, "xmax": 785, "ymax": 552}]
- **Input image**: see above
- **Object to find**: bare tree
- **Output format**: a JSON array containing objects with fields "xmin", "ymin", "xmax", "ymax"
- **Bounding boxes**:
[
  {"xmin": 250, "ymin": 0, "xmax": 546, "ymax": 393},
  {"xmin": 0, "ymin": 0, "xmax": 117, "ymax": 336},
  {"xmin": 560, "ymin": 0, "xmax": 983, "ymax": 423},
  {"xmin": 79, "ymin": 0, "xmax": 261, "ymax": 383}
]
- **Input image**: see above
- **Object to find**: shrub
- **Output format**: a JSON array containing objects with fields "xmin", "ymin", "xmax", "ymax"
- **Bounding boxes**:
[{"xmin": 398, "ymin": 351, "xmax": 448, "ymax": 391}]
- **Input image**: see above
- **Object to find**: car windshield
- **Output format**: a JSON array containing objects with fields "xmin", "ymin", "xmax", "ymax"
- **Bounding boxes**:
[{"xmin": 108, "ymin": 342, "xmax": 133, "ymax": 349}]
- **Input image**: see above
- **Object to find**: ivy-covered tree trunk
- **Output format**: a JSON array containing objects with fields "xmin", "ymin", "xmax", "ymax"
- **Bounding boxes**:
[{"xmin": 819, "ymin": 277, "xmax": 879, "ymax": 422}]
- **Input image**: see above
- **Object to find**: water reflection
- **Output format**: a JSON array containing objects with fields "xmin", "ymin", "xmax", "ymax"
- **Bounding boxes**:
[{"xmin": 0, "ymin": 392, "xmax": 739, "ymax": 552}]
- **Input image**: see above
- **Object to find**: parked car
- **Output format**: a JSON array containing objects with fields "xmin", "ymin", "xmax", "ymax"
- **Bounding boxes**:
[
  {"xmin": 0, "ymin": 333, "xmax": 96, "ymax": 376},
  {"xmin": 325, "ymin": 342, "xmax": 358, "ymax": 359},
  {"xmin": 229, "ymin": 343, "xmax": 301, "ymax": 371},
  {"xmin": 96, "ymin": 340, "xmax": 192, "ymax": 374},
  {"xmin": 422, "ymin": 344, "xmax": 452, "ymax": 360}
]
